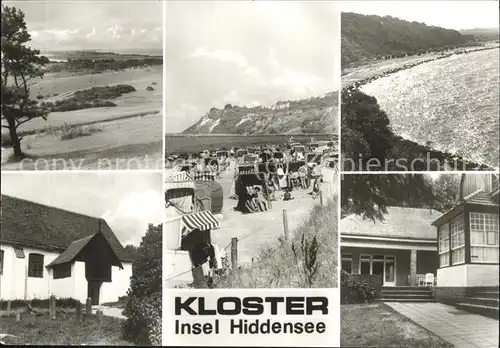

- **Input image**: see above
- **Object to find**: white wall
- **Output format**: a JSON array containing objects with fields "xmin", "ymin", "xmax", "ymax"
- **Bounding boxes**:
[
  {"xmin": 0, "ymin": 244, "xmax": 59, "ymax": 300},
  {"xmin": 0, "ymin": 244, "xmax": 132, "ymax": 304},
  {"xmin": 50, "ymin": 271, "xmax": 75, "ymax": 300},
  {"xmin": 100, "ymin": 262, "xmax": 133, "ymax": 304},
  {"xmin": 73, "ymin": 261, "xmax": 87, "ymax": 303},
  {"xmin": 437, "ymin": 264, "xmax": 499, "ymax": 287},
  {"xmin": 466, "ymin": 264, "xmax": 499, "ymax": 287},
  {"xmin": 165, "ymin": 250, "xmax": 192, "ymax": 288}
]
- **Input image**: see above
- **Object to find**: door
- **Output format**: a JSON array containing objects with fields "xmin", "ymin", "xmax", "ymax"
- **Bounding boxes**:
[
  {"xmin": 87, "ymin": 280, "xmax": 102, "ymax": 305},
  {"xmin": 372, "ymin": 255, "xmax": 384, "ymax": 279},
  {"xmin": 384, "ymin": 256, "xmax": 396, "ymax": 286}
]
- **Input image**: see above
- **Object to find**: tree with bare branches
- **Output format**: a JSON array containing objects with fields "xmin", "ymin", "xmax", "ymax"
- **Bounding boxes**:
[{"xmin": 1, "ymin": 5, "xmax": 49, "ymax": 159}]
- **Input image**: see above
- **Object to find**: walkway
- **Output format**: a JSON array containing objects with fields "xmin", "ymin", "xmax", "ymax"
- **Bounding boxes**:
[
  {"xmin": 92, "ymin": 305, "xmax": 126, "ymax": 319},
  {"xmin": 386, "ymin": 302, "xmax": 499, "ymax": 348}
]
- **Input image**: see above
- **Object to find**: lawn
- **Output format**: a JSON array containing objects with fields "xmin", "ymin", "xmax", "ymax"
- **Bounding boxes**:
[
  {"xmin": 341, "ymin": 303, "xmax": 454, "ymax": 347},
  {"xmin": 0, "ymin": 310, "xmax": 132, "ymax": 346}
]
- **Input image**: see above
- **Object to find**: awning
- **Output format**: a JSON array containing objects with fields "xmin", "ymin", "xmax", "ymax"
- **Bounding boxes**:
[
  {"xmin": 171, "ymin": 171, "xmax": 193, "ymax": 182},
  {"xmin": 181, "ymin": 210, "xmax": 220, "ymax": 235}
]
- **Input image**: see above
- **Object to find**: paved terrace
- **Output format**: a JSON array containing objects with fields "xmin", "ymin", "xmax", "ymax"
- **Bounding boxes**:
[{"xmin": 386, "ymin": 302, "xmax": 499, "ymax": 348}]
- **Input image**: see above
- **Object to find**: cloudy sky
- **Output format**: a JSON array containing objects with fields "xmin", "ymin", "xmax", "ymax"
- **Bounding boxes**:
[
  {"xmin": 1, "ymin": 172, "xmax": 163, "ymax": 247},
  {"xmin": 166, "ymin": 1, "xmax": 340, "ymax": 132},
  {"xmin": 341, "ymin": 1, "xmax": 500, "ymax": 30},
  {"xmin": 3, "ymin": 0, "xmax": 162, "ymax": 52}
]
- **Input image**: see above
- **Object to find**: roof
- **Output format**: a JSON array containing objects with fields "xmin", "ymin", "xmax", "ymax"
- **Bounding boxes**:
[
  {"xmin": 1, "ymin": 194, "xmax": 133, "ymax": 262},
  {"xmin": 47, "ymin": 233, "xmax": 123, "ymax": 269},
  {"xmin": 46, "ymin": 235, "xmax": 94, "ymax": 267},
  {"xmin": 341, "ymin": 206, "xmax": 441, "ymax": 240},
  {"xmin": 432, "ymin": 189, "xmax": 499, "ymax": 226},
  {"xmin": 464, "ymin": 190, "xmax": 498, "ymax": 207}
]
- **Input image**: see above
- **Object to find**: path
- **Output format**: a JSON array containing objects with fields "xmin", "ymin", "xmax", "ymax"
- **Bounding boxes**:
[
  {"xmin": 92, "ymin": 305, "xmax": 126, "ymax": 320},
  {"xmin": 386, "ymin": 302, "xmax": 499, "ymax": 348},
  {"xmin": 212, "ymin": 169, "xmax": 330, "ymax": 265}
]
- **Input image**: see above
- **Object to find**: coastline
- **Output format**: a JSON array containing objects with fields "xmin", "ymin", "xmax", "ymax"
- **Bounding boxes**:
[{"xmin": 341, "ymin": 45, "xmax": 499, "ymax": 171}]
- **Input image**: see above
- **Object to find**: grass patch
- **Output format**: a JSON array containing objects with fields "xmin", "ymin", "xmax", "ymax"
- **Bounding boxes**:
[
  {"xmin": 60, "ymin": 123, "xmax": 103, "ymax": 140},
  {"xmin": 214, "ymin": 198, "xmax": 338, "ymax": 288},
  {"xmin": 0, "ymin": 311, "xmax": 132, "ymax": 346},
  {"xmin": 341, "ymin": 303, "xmax": 454, "ymax": 347}
]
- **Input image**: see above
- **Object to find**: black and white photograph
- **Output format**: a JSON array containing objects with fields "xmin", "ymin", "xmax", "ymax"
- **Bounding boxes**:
[
  {"xmin": 0, "ymin": 171, "xmax": 163, "ymax": 346},
  {"xmin": 1, "ymin": 1, "xmax": 163, "ymax": 170},
  {"xmin": 164, "ymin": 0, "xmax": 340, "ymax": 290},
  {"xmin": 340, "ymin": 1, "xmax": 499, "ymax": 171},
  {"xmin": 340, "ymin": 173, "xmax": 499, "ymax": 347}
]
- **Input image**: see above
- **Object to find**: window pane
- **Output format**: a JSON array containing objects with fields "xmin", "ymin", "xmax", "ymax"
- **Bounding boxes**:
[
  {"xmin": 28, "ymin": 253, "xmax": 44, "ymax": 278},
  {"xmin": 452, "ymin": 247, "xmax": 465, "ymax": 264},
  {"xmin": 471, "ymin": 231, "xmax": 484, "ymax": 245},
  {"xmin": 451, "ymin": 214, "xmax": 464, "ymax": 249},
  {"xmin": 360, "ymin": 260, "xmax": 370, "ymax": 274},
  {"xmin": 485, "ymin": 247, "xmax": 499, "ymax": 261},
  {"xmin": 439, "ymin": 253, "xmax": 449, "ymax": 267},
  {"xmin": 487, "ymin": 231, "xmax": 497, "ymax": 245}
]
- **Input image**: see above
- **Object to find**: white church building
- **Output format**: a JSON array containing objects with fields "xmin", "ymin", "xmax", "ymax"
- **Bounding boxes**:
[{"xmin": 0, "ymin": 194, "xmax": 133, "ymax": 305}]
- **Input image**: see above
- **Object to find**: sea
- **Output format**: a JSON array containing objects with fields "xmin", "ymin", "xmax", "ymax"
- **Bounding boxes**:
[{"xmin": 361, "ymin": 47, "xmax": 500, "ymax": 169}]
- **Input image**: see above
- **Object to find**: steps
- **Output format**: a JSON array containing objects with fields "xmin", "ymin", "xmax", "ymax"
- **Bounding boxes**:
[
  {"xmin": 456, "ymin": 288, "xmax": 499, "ymax": 320},
  {"xmin": 378, "ymin": 286, "xmax": 436, "ymax": 303}
]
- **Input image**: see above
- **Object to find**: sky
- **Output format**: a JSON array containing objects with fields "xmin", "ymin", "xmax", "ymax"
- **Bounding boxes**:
[
  {"xmin": 341, "ymin": 1, "xmax": 500, "ymax": 31},
  {"xmin": 165, "ymin": 1, "xmax": 340, "ymax": 132},
  {"xmin": 3, "ymin": 0, "xmax": 162, "ymax": 52},
  {"xmin": 1, "ymin": 172, "xmax": 163, "ymax": 247}
]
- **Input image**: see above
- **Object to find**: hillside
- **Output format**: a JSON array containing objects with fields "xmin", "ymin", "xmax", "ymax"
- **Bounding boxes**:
[
  {"xmin": 460, "ymin": 28, "xmax": 499, "ymax": 42},
  {"xmin": 342, "ymin": 12, "xmax": 473, "ymax": 67},
  {"xmin": 182, "ymin": 91, "xmax": 338, "ymax": 135}
]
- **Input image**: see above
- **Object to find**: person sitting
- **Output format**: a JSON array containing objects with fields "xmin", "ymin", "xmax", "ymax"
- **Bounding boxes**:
[
  {"xmin": 298, "ymin": 165, "xmax": 308, "ymax": 189},
  {"xmin": 252, "ymin": 186, "xmax": 268, "ymax": 210},
  {"xmin": 283, "ymin": 188, "xmax": 294, "ymax": 201}
]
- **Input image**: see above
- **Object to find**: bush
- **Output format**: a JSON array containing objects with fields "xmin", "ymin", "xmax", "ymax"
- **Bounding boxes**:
[
  {"xmin": 47, "ymin": 85, "xmax": 133, "ymax": 112},
  {"xmin": 340, "ymin": 270, "xmax": 377, "ymax": 304},
  {"xmin": 123, "ymin": 224, "xmax": 162, "ymax": 346},
  {"xmin": 60, "ymin": 123, "xmax": 102, "ymax": 140},
  {"xmin": 0, "ymin": 297, "xmax": 79, "ymax": 310},
  {"xmin": 341, "ymin": 89, "xmax": 393, "ymax": 170}
]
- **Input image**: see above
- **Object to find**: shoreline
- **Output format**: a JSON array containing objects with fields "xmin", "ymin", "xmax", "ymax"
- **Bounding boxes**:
[
  {"xmin": 341, "ymin": 45, "xmax": 498, "ymax": 170},
  {"xmin": 342, "ymin": 45, "xmax": 499, "ymax": 91}
]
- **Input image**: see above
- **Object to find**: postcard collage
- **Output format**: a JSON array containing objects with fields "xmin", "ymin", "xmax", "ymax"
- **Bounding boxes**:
[{"xmin": 0, "ymin": 1, "xmax": 499, "ymax": 347}]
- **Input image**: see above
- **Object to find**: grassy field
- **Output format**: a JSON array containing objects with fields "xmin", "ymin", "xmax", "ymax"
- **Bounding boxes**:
[
  {"xmin": 341, "ymin": 303, "xmax": 454, "ymax": 347},
  {"xmin": 165, "ymin": 133, "xmax": 337, "ymax": 155},
  {"xmin": 2, "ymin": 113, "xmax": 162, "ymax": 170},
  {"xmin": 0, "ymin": 311, "xmax": 132, "ymax": 346},
  {"xmin": 1, "ymin": 66, "xmax": 162, "ymax": 170}
]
